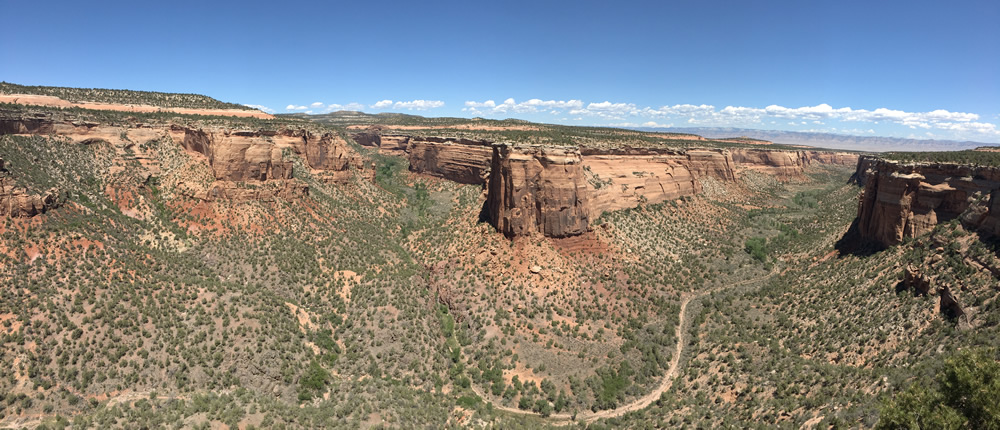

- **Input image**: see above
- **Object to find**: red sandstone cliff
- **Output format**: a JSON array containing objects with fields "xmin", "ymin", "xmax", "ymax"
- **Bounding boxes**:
[
  {"xmin": 1, "ymin": 110, "xmax": 368, "ymax": 209},
  {"xmin": 730, "ymin": 149, "xmax": 808, "ymax": 181},
  {"xmin": 852, "ymin": 156, "xmax": 1000, "ymax": 246},
  {"xmin": 580, "ymin": 148, "xmax": 707, "ymax": 215},
  {"xmin": 407, "ymin": 137, "xmax": 493, "ymax": 185},
  {"xmin": 487, "ymin": 145, "xmax": 591, "ymax": 238},
  {"xmin": 0, "ymin": 171, "xmax": 61, "ymax": 217}
]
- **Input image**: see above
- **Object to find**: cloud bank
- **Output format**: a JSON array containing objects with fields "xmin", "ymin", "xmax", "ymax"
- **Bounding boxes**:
[
  {"xmin": 464, "ymin": 98, "xmax": 999, "ymax": 138},
  {"xmin": 285, "ymin": 99, "xmax": 445, "ymax": 113}
]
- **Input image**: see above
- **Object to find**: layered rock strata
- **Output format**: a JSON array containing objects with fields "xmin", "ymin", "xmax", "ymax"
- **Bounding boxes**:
[
  {"xmin": 487, "ymin": 145, "xmax": 590, "ymax": 238},
  {"xmin": 1, "ymin": 110, "xmax": 367, "ymax": 209},
  {"xmin": 580, "ymin": 148, "xmax": 710, "ymax": 215},
  {"xmin": 0, "ymin": 176, "xmax": 61, "ymax": 217},
  {"xmin": 407, "ymin": 137, "xmax": 493, "ymax": 184},
  {"xmin": 852, "ymin": 156, "xmax": 1000, "ymax": 246}
]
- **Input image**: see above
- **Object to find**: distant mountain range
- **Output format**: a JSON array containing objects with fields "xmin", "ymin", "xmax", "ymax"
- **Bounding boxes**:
[{"xmin": 632, "ymin": 127, "xmax": 994, "ymax": 152}]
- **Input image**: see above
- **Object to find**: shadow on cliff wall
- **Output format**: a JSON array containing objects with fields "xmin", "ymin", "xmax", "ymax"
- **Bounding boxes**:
[{"xmin": 834, "ymin": 219, "xmax": 885, "ymax": 257}]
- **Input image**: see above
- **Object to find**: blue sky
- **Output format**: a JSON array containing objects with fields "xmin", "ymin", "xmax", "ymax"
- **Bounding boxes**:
[{"xmin": 2, "ymin": 0, "xmax": 998, "ymax": 142}]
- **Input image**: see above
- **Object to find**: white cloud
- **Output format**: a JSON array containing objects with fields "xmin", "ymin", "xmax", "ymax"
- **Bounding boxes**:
[
  {"xmin": 325, "ymin": 103, "xmax": 365, "ymax": 112},
  {"xmin": 392, "ymin": 100, "xmax": 445, "ymax": 110},
  {"xmin": 310, "ymin": 102, "xmax": 324, "ymax": 108},
  {"xmin": 285, "ymin": 104, "xmax": 308, "ymax": 111},
  {"xmin": 242, "ymin": 104, "xmax": 275, "ymax": 114},
  {"xmin": 371, "ymin": 99, "xmax": 394, "ymax": 109},
  {"xmin": 463, "ymin": 98, "xmax": 584, "ymax": 116}
]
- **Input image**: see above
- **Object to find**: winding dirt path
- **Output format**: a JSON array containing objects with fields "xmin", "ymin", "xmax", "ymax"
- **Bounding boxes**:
[{"xmin": 471, "ymin": 273, "xmax": 772, "ymax": 424}]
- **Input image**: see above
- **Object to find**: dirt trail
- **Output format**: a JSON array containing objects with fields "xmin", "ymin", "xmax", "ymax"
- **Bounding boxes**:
[{"xmin": 471, "ymin": 273, "xmax": 772, "ymax": 425}]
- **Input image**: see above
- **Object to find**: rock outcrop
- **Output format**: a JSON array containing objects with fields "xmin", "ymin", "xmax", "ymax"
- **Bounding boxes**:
[
  {"xmin": 903, "ymin": 265, "xmax": 932, "ymax": 295},
  {"xmin": 351, "ymin": 131, "xmax": 493, "ymax": 184},
  {"xmin": 580, "ymin": 148, "xmax": 708, "ymax": 215},
  {"xmin": 176, "ymin": 127, "xmax": 293, "ymax": 181},
  {"xmin": 407, "ymin": 137, "xmax": 493, "ymax": 185},
  {"xmin": 0, "ymin": 163, "xmax": 62, "ymax": 217},
  {"xmin": 487, "ymin": 145, "xmax": 590, "ymax": 238},
  {"xmin": 851, "ymin": 156, "xmax": 1000, "ymax": 246},
  {"xmin": 348, "ymin": 129, "xmax": 858, "ymax": 238},
  {"xmin": 730, "ymin": 149, "xmax": 809, "ymax": 181},
  {"xmin": 803, "ymin": 151, "xmax": 860, "ymax": 166},
  {"xmin": 1, "ymin": 109, "xmax": 369, "ymax": 206}
]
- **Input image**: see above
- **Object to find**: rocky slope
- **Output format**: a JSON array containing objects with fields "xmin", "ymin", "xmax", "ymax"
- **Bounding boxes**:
[{"xmin": 851, "ymin": 156, "xmax": 1000, "ymax": 246}]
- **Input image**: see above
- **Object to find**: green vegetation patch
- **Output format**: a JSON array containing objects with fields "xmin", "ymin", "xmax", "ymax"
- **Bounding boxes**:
[{"xmin": 1, "ymin": 81, "xmax": 254, "ymax": 111}]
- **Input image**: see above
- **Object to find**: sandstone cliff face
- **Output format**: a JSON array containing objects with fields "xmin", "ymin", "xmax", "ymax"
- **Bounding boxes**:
[
  {"xmin": 580, "ymin": 149, "xmax": 707, "ymax": 215},
  {"xmin": 852, "ymin": 157, "xmax": 1000, "ymax": 246},
  {"xmin": 176, "ymin": 128, "xmax": 293, "ymax": 182},
  {"xmin": 1, "ymin": 110, "xmax": 369, "ymax": 206},
  {"xmin": 0, "ymin": 157, "xmax": 62, "ymax": 217},
  {"xmin": 730, "ymin": 149, "xmax": 808, "ymax": 181},
  {"xmin": 0, "ymin": 177, "xmax": 61, "ymax": 217},
  {"xmin": 803, "ymin": 151, "xmax": 860, "ymax": 167},
  {"xmin": 488, "ymin": 145, "xmax": 590, "ymax": 238},
  {"xmin": 485, "ymin": 145, "xmax": 857, "ymax": 237},
  {"xmin": 351, "ymin": 131, "xmax": 494, "ymax": 185},
  {"xmin": 687, "ymin": 149, "xmax": 738, "ymax": 181},
  {"xmin": 407, "ymin": 137, "xmax": 493, "ymax": 185}
]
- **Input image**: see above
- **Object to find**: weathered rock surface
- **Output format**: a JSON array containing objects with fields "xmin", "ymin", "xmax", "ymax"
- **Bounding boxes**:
[
  {"xmin": 407, "ymin": 137, "xmax": 493, "ymax": 184},
  {"xmin": 903, "ymin": 265, "xmax": 932, "ymax": 295},
  {"xmin": 852, "ymin": 156, "xmax": 1000, "ymax": 246},
  {"xmin": 483, "ymin": 145, "xmax": 856, "ymax": 237},
  {"xmin": 175, "ymin": 127, "xmax": 293, "ymax": 181},
  {"xmin": 580, "ymin": 148, "xmax": 706, "ymax": 215},
  {"xmin": 1, "ymin": 110, "xmax": 368, "ymax": 207},
  {"xmin": 731, "ymin": 149, "xmax": 809, "ymax": 181},
  {"xmin": 352, "ymin": 131, "xmax": 493, "ymax": 184},
  {"xmin": 0, "ymin": 160, "xmax": 62, "ymax": 217},
  {"xmin": 487, "ymin": 145, "xmax": 590, "ymax": 238},
  {"xmin": 803, "ymin": 151, "xmax": 860, "ymax": 166}
]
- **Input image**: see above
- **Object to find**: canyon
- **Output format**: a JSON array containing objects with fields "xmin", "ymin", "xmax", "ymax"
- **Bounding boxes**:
[
  {"xmin": 1, "ymin": 112, "xmax": 866, "ymax": 239},
  {"xmin": 355, "ymin": 130, "xmax": 860, "ymax": 237}
]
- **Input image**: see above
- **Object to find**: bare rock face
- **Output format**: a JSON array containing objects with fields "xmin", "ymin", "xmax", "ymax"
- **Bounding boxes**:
[
  {"xmin": 687, "ymin": 149, "xmax": 737, "ymax": 181},
  {"xmin": 407, "ymin": 137, "xmax": 493, "ymax": 185},
  {"xmin": 939, "ymin": 286, "xmax": 967, "ymax": 319},
  {"xmin": 803, "ymin": 151, "xmax": 860, "ymax": 166},
  {"xmin": 379, "ymin": 135, "xmax": 410, "ymax": 152},
  {"xmin": 0, "ymin": 176, "xmax": 61, "ymax": 217},
  {"xmin": 903, "ymin": 265, "xmax": 932, "ymax": 295},
  {"xmin": 302, "ymin": 132, "xmax": 367, "ymax": 183},
  {"xmin": 731, "ymin": 149, "xmax": 808, "ymax": 181},
  {"xmin": 350, "ymin": 131, "xmax": 381, "ymax": 147},
  {"xmin": 178, "ymin": 128, "xmax": 293, "ymax": 181},
  {"xmin": 487, "ymin": 145, "xmax": 590, "ymax": 238},
  {"xmin": 853, "ymin": 157, "xmax": 1000, "ymax": 246},
  {"xmin": 580, "ymin": 148, "xmax": 706, "ymax": 214}
]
